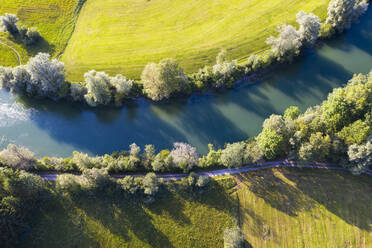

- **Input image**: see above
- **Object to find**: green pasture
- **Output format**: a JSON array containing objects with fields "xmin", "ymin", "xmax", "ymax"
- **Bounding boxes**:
[{"xmin": 61, "ymin": 0, "xmax": 330, "ymax": 80}]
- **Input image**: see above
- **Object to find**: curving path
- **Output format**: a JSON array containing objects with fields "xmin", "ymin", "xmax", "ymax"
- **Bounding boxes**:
[
  {"xmin": 0, "ymin": 40, "xmax": 21, "ymax": 65},
  {"xmin": 39, "ymin": 160, "xmax": 372, "ymax": 181}
]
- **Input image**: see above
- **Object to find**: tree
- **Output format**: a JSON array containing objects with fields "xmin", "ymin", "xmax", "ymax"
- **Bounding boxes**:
[
  {"xmin": 110, "ymin": 74, "xmax": 133, "ymax": 104},
  {"xmin": 0, "ymin": 66, "xmax": 30, "ymax": 94},
  {"xmin": 142, "ymin": 144, "xmax": 155, "ymax": 168},
  {"xmin": 256, "ymin": 128, "xmax": 286, "ymax": 160},
  {"xmin": 296, "ymin": 11, "xmax": 321, "ymax": 46},
  {"xmin": 170, "ymin": 142, "xmax": 198, "ymax": 172},
  {"xmin": 298, "ymin": 132, "xmax": 332, "ymax": 161},
  {"xmin": 142, "ymin": 172, "xmax": 159, "ymax": 196},
  {"xmin": 118, "ymin": 176, "xmax": 140, "ymax": 195},
  {"xmin": 81, "ymin": 168, "xmax": 111, "ymax": 190},
  {"xmin": 263, "ymin": 114, "xmax": 287, "ymax": 135},
  {"xmin": 213, "ymin": 49, "xmax": 238, "ymax": 88},
  {"xmin": 0, "ymin": 14, "xmax": 19, "ymax": 34},
  {"xmin": 83, "ymin": 70, "xmax": 112, "ymax": 106},
  {"xmin": 266, "ymin": 24, "xmax": 301, "ymax": 61},
  {"xmin": 345, "ymin": 136, "xmax": 372, "ymax": 175},
  {"xmin": 219, "ymin": 142, "xmax": 246, "ymax": 168},
  {"xmin": 26, "ymin": 53, "xmax": 66, "ymax": 99},
  {"xmin": 70, "ymin": 83, "xmax": 87, "ymax": 102},
  {"xmin": 326, "ymin": 0, "xmax": 369, "ymax": 32},
  {"xmin": 0, "ymin": 144, "xmax": 37, "ymax": 170},
  {"xmin": 223, "ymin": 226, "xmax": 244, "ymax": 248},
  {"xmin": 55, "ymin": 174, "xmax": 81, "ymax": 193},
  {"xmin": 129, "ymin": 143, "xmax": 140, "ymax": 157},
  {"xmin": 337, "ymin": 120, "xmax": 371, "ymax": 145},
  {"xmin": 72, "ymin": 151, "xmax": 102, "ymax": 171},
  {"xmin": 20, "ymin": 27, "xmax": 41, "ymax": 46},
  {"xmin": 141, "ymin": 58, "xmax": 190, "ymax": 101},
  {"xmin": 244, "ymin": 140, "xmax": 264, "ymax": 164},
  {"xmin": 284, "ymin": 106, "xmax": 301, "ymax": 120}
]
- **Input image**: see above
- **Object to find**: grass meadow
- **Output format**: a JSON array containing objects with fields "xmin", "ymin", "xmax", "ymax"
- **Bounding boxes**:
[
  {"xmin": 237, "ymin": 169, "xmax": 372, "ymax": 248},
  {"xmin": 61, "ymin": 0, "xmax": 330, "ymax": 80},
  {"xmin": 0, "ymin": 0, "xmax": 82, "ymax": 66},
  {"xmin": 18, "ymin": 169, "xmax": 372, "ymax": 248}
]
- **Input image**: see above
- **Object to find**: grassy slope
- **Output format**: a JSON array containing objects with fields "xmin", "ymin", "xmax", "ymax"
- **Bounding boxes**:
[
  {"xmin": 0, "ymin": 44, "xmax": 18, "ymax": 66},
  {"xmin": 237, "ymin": 169, "xmax": 372, "ymax": 248},
  {"xmin": 0, "ymin": 0, "xmax": 81, "ymax": 65},
  {"xmin": 62, "ymin": 0, "xmax": 330, "ymax": 81},
  {"xmin": 20, "ymin": 177, "xmax": 237, "ymax": 248}
]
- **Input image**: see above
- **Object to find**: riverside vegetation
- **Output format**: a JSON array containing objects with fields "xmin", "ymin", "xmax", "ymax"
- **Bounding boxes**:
[
  {"xmin": 0, "ymin": 0, "xmax": 369, "ymax": 106},
  {"xmin": 0, "ymin": 71, "xmax": 371, "ymax": 176}
]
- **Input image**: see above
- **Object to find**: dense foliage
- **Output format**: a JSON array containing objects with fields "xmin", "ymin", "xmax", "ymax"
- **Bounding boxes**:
[
  {"xmin": 1, "ymin": 72, "xmax": 371, "ymax": 175},
  {"xmin": 0, "ymin": 1, "xmax": 368, "ymax": 105}
]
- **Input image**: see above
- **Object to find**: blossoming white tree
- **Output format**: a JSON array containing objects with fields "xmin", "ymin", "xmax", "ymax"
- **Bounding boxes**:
[{"xmin": 170, "ymin": 142, "xmax": 198, "ymax": 171}]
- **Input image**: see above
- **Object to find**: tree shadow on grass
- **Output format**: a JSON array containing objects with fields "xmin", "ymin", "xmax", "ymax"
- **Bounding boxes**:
[
  {"xmin": 8, "ymin": 34, "xmax": 55, "ymax": 58},
  {"xmin": 237, "ymin": 170, "xmax": 314, "ymax": 217},
  {"xmin": 71, "ymin": 192, "xmax": 175, "ymax": 248},
  {"xmin": 283, "ymin": 170, "xmax": 372, "ymax": 231},
  {"xmin": 20, "ymin": 195, "xmax": 99, "ymax": 248},
  {"xmin": 148, "ymin": 187, "xmax": 191, "ymax": 226}
]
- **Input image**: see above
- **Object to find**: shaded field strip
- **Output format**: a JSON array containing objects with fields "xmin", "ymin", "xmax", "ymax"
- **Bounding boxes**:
[
  {"xmin": 38, "ymin": 160, "xmax": 372, "ymax": 181},
  {"xmin": 0, "ymin": 40, "xmax": 21, "ymax": 65}
]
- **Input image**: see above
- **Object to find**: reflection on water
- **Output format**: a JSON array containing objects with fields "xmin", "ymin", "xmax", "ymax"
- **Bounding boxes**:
[
  {"xmin": 0, "ymin": 101, "xmax": 32, "ymax": 127},
  {"xmin": 0, "ymin": 9, "xmax": 371, "ymax": 157}
]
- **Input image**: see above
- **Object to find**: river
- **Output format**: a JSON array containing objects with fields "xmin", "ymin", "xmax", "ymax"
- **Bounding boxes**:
[{"xmin": 0, "ymin": 9, "xmax": 371, "ymax": 157}]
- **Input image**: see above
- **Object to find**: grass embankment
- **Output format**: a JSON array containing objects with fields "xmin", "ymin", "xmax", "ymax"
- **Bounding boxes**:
[
  {"xmin": 0, "ymin": 0, "xmax": 82, "ymax": 66},
  {"xmin": 20, "ymin": 176, "xmax": 238, "ymax": 248},
  {"xmin": 62, "ymin": 0, "xmax": 330, "ymax": 80},
  {"xmin": 237, "ymin": 169, "xmax": 372, "ymax": 247}
]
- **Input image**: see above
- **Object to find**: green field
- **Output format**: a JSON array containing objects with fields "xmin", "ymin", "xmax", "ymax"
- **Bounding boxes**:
[
  {"xmin": 61, "ymin": 0, "xmax": 330, "ymax": 80},
  {"xmin": 0, "ymin": 43, "xmax": 18, "ymax": 66},
  {"xmin": 19, "ymin": 169, "xmax": 372, "ymax": 248},
  {"xmin": 20, "ymin": 177, "xmax": 238, "ymax": 248},
  {"xmin": 0, "ymin": 0, "xmax": 82, "ymax": 66},
  {"xmin": 0, "ymin": 0, "xmax": 331, "ymax": 81},
  {"xmin": 237, "ymin": 169, "xmax": 372, "ymax": 248}
]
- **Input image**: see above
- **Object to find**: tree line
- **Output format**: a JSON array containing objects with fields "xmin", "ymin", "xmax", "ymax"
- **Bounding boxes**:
[{"xmin": 0, "ymin": 0, "xmax": 369, "ymax": 106}]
